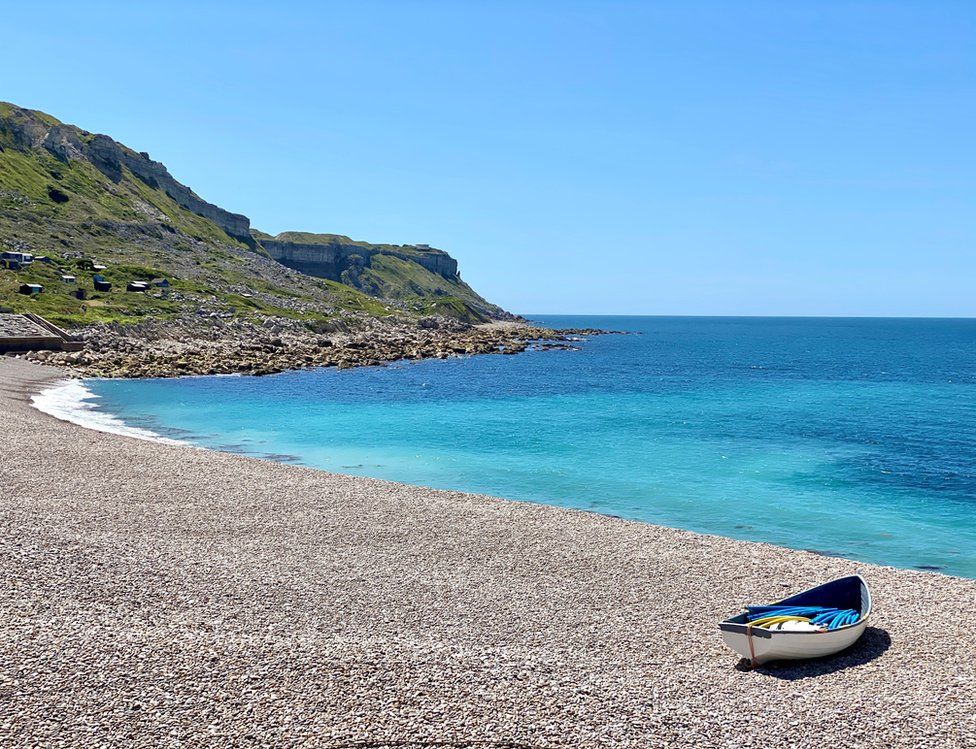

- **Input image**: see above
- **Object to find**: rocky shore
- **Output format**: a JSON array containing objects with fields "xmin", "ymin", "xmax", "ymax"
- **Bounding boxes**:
[{"xmin": 11, "ymin": 315, "xmax": 607, "ymax": 378}]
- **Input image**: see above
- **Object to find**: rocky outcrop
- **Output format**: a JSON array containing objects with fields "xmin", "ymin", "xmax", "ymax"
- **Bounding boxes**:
[
  {"xmin": 41, "ymin": 125, "xmax": 86, "ymax": 162},
  {"xmin": 17, "ymin": 316, "xmax": 598, "ymax": 378},
  {"xmin": 85, "ymin": 134, "xmax": 124, "ymax": 183},
  {"xmin": 260, "ymin": 235, "xmax": 459, "ymax": 281},
  {"xmin": 0, "ymin": 106, "xmax": 50, "ymax": 150}
]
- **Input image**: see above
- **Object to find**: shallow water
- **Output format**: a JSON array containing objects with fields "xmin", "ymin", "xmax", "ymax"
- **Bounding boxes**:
[{"xmin": 62, "ymin": 316, "xmax": 976, "ymax": 577}]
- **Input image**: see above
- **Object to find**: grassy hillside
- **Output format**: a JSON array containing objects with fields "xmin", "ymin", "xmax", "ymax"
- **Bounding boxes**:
[
  {"xmin": 0, "ymin": 102, "xmax": 505, "ymax": 328},
  {"xmin": 345, "ymin": 254, "xmax": 492, "ymax": 323}
]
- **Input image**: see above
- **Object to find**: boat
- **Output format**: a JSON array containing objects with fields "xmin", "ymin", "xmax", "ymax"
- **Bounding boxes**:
[{"xmin": 719, "ymin": 574, "xmax": 871, "ymax": 666}]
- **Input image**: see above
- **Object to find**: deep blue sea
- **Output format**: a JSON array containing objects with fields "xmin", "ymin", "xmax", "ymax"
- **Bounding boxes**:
[{"xmin": 69, "ymin": 316, "xmax": 976, "ymax": 577}]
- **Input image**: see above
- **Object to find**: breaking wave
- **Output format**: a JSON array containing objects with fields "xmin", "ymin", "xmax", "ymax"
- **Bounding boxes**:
[{"xmin": 32, "ymin": 379, "xmax": 186, "ymax": 445}]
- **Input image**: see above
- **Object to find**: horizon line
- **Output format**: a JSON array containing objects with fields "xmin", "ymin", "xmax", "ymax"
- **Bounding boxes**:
[{"xmin": 523, "ymin": 313, "xmax": 976, "ymax": 320}]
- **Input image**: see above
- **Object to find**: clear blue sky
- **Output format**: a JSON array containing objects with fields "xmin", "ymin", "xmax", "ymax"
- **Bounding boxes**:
[{"xmin": 4, "ymin": 1, "xmax": 974, "ymax": 315}]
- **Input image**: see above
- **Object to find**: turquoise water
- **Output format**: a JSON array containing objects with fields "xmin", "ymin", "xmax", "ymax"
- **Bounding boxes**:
[{"xmin": 79, "ymin": 316, "xmax": 976, "ymax": 577}]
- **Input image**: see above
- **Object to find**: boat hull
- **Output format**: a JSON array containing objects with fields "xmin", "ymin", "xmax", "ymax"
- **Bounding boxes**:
[
  {"xmin": 719, "ymin": 575, "xmax": 871, "ymax": 665},
  {"xmin": 720, "ymin": 619, "xmax": 868, "ymax": 663}
]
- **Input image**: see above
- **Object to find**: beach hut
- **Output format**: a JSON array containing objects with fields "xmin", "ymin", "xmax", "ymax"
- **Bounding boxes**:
[
  {"xmin": 151, "ymin": 277, "xmax": 172, "ymax": 298},
  {"xmin": 2, "ymin": 251, "xmax": 33, "ymax": 268},
  {"xmin": 127, "ymin": 281, "xmax": 149, "ymax": 293},
  {"xmin": 19, "ymin": 283, "xmax": 43, "ymax": 296}
]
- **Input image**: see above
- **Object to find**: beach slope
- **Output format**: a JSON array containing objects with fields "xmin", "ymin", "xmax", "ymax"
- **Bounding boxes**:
[{"xmin": 1, "ymin": 357, "xmax": 974, "ymax": 747}]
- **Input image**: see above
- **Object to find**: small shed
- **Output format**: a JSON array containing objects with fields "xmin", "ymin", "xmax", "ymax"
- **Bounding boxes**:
[
  {"xmin": 19, "ymin": 283, "xmax": 43, "ymax": 296},
  {"xmin": 60, "ymin": 274, "xmax": 76, "ymax": 284},
  {"xmin": 2, "ymin": 251, "xmax": 33, "ymax": 267},
  {"xmin": 127, "ymin": 281, "xmax": 149, "ymax": 293},
  {"xmin": 151, "ymin": 278, "xmax": 170, "ymax": 288},
  {"xmin": 93, "ymin": 264, "xmax": 107, "ymax": 272},
  {"xmin": 93, "ymin": 279, "xmax": 112, "ymax": 292}
]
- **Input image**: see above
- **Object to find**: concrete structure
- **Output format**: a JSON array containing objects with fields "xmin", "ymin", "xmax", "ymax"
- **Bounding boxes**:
[{"xmin": 0, "ymin": 313, "xmax": 83, "ymax": 352}]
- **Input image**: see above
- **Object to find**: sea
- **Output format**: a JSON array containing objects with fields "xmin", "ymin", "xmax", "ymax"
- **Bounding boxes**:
[{"xmin": 36, "ymin": 316, "xmax": 976, "ymax": 578}]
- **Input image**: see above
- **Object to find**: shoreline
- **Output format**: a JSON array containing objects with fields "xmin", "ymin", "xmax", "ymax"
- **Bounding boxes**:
[
  {"xmin": 31, "ymin": 377, "xmax": 188, "ymax": 445},
  {"xmin": 2, "ymin": 356, "xmax": 975, "ymax": 746},
  {"xmin": 34, "ymin": 370, "xmax": 976, "ymax": 580},
  {"xmin": 12, "ymin": 316, "xmax": 605, "ymax": 379}
]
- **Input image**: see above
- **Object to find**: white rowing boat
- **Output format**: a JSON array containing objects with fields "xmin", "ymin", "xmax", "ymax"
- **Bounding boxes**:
[{"xmin": 719, "ymin": 574, "xmax": 872, "ymax": 666}]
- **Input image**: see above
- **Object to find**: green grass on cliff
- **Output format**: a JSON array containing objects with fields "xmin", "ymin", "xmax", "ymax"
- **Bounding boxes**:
[
  {"xmin": 269, "ymin": 231, "xmax": 443, "ymax": 258},
  {"xmin": 0, "ymin": 258, "xmax": 393, "ymax": 327},
  {"xmin": 0, "ymin": 144, "xmax": 242, "ymax": 251},
  {"xmin": 348, "ymin": 254, "xmax": 490, "ymax": 322},
  {"xmin": 0, "ymin": 261, "xmax": 182, "ymax": 324}
]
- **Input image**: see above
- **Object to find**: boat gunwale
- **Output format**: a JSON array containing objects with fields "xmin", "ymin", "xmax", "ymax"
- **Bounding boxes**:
[{"xmin": 718, "ymin": 574, "xmax": 872, "ymax": 638}]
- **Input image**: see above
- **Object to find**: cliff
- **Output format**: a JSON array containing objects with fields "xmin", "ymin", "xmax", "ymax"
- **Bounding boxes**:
[
  {"xmin": 261, "ymin": 233, "xmax": 458, "ymax": 279},
  {"xmin": 0, "ymin": 102, "xmax": 509, "ymax": 326},
  {"xmin": 2, "ymin": 104, "xmax": 250, "ymax": 240},
  {"xmin": 256, "ymin": 232, "xmax": 505, "ymax": 320}
]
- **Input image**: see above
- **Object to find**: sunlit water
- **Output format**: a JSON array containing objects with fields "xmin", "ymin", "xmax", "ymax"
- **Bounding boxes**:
[{"xmin": 54, "ymin": 316, "xmax": 976, "ymax": 577}]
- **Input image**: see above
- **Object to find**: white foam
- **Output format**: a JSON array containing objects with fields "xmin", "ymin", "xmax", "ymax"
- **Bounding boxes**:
[{"xmin": 31, "ymin": 379, "xmax": 186, "ymax": 445}]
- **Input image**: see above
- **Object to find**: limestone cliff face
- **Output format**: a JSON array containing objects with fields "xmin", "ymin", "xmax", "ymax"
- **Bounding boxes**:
[
  {"xmin": 260, "ymin": 234, "xmax": 459, "ymax": 281},
  {"xmin": 255, "ymin": 231, "xmax": 507, "ymax": 320},
  {"xmin": 1, "ymin": 104, "xmax": 250, "ymax": 240}
]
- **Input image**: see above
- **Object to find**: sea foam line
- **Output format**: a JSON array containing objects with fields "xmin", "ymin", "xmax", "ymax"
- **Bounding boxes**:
[{"xmin": 31, "ymin": 379, "xmax": 186, "ymax": 445}]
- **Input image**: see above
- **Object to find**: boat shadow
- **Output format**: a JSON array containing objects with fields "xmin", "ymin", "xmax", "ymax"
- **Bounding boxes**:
[{"xmin": 735, "ymin": 626, "xmax": 892, "ymax": 680}]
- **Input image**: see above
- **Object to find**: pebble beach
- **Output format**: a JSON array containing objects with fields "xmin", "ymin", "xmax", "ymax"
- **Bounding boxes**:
[{"xmin": 2, "ymin": 356, "xmax": 975, "ymax": 748}]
